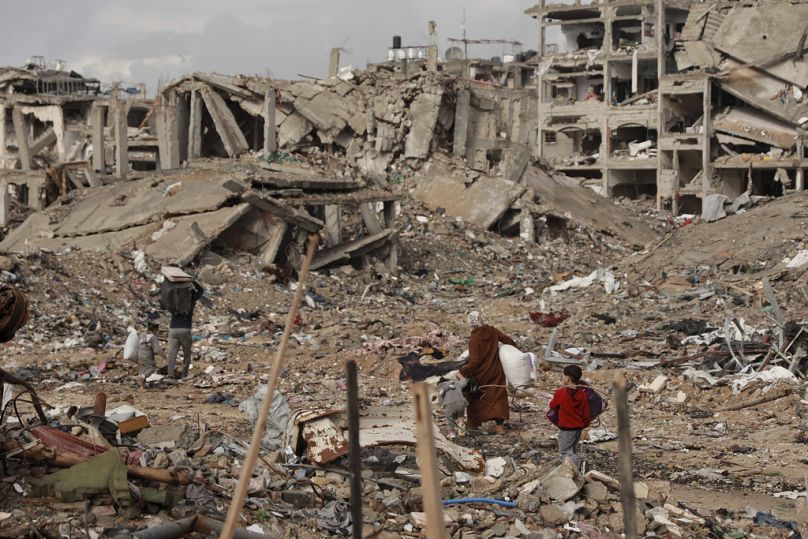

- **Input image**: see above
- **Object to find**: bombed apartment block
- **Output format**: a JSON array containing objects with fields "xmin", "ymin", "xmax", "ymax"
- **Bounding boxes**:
[
  {"xmin": 526, "ymin": 0, "xmax": 808, "ymax": 214},
  {"xmin": 526, "ymin": 0, "xmax": 660, "ymax": 198},
  {"xmin": 0, "ymin": 58, "xmax": 157, "ymax": 226}
]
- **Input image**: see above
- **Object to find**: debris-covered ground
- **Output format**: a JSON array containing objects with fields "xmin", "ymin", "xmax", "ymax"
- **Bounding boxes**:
[
  {"xmin": 0, "ymin": 48, "xmax": 806, "ymax": 539},
  {"xmin": 1, "ymin": 170, "xmax": 807, "ymax": 538}
]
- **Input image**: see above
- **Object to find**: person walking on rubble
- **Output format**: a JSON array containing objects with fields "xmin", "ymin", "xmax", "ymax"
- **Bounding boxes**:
[
  {"xmin": 163, "ymin": 280, "xmax": 205, "ymax": 379},
  {"xmin": 137, "ymin": 322, "xmax": 163, "ymax": 389},
  {"xmin": 548, "ymin": 365, "xmax": 590, "ymax": 468},
  {"xmin": 458, "ymin": 311, "xmax": 515, "ymax": 435}
]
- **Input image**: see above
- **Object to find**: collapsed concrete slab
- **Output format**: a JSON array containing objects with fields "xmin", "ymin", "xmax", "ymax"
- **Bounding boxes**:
[
  {"xmin": 404, "ymin": 92, "xmax": 443, "ymax": 159},
  {"xmin": 523, "ymin": 166, "xmax": 658, "ymax": 247},
  {"xmin": 414, "ymin": 157, "xmax": 525, "ymax": 230},
  {"xmin": 0, "ymin": 159, "xmax": 400, "ymax": 272},
  {"xmin": 713, "ymin": 108, "xmax": 798, "ymax": 150},
  {"xmin": 53, "ymin": 170, "xmax": 241, "ymax": 237}
]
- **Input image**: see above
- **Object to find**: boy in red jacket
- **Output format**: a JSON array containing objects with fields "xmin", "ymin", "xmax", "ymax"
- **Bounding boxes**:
[{"xmin": 548, "ymin": 365, "xmax": 590, "ymax": 468}]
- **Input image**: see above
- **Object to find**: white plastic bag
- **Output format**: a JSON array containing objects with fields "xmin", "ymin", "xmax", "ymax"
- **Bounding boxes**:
[
  {"xmin": 123, "ymin": 327, "xmax": 139, "ymax": 362},
  {"xmin": 498, "ymin": 344, "xmax": 532, "ymax": 388}
]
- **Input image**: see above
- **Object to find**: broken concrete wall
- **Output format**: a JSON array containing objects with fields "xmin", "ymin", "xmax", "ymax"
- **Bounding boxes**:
[{"xmin": 160, "ymin": 70, "xmax": 457, "ymax": 185}]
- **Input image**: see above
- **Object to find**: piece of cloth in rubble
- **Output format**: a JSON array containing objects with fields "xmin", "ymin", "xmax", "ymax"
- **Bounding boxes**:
[
  {"xmin": 137, "ymin": 332, "xmax": 162, "ymax": 378},
  {"xmin": 459, "ymin": 325, "xmax": 515, "ymax": 424},
  {"xmin": 239, "ymin": 385, "xmax": 290, "ymax": 450},
  {"xmin": 438, "ymin": 378, "xmax": 468, "ymax": 421},
  {"xmin": 753, "ymin": 512, "xmax": 802, "ymax": 537},
  {"xmin": 397, "ymin": 351, "xmax": 467, "ymax": 381},
  {"xmin": 0, "ymin": 285, "xmax": 28, "ymax": 343},
  {"xmin": 30, "ymin": 448, "xmax": 131, "ymax": 506},
  {"xmin": 316, "ymin": 500, "xmax": 352, "ymax": 536}
]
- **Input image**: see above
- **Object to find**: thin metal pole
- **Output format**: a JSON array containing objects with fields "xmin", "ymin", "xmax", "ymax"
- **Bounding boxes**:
[
  {"xmin": 219, "ymin": 233, "xmax": 319, "ymax": 539},
  {"xmin": 347, "ymin": 360, "xmax": 362, "ymax": 539}
]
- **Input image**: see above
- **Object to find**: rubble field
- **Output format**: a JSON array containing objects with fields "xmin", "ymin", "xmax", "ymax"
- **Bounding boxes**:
[
  {"xmin": 0, "ymin": 50, "xmax": 806, "ymax": 539},
  {"xmin": 0, "ymin": 175, "xmax": 807, "ymax": 538}
]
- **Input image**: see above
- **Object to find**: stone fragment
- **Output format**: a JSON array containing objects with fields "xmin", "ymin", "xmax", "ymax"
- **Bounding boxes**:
[
  {"xmin": 517, "ymin": 492, "xmax": 541, "ymax": 512},
  {"xmin": 584, "ymin": 480, "xmax": 609, "ymax": 503},
  {"xmin": 539, "ymin": 503, "xmax": 568, "ymax": 525},
  {"xmin": 540, "ymin": 459, "xmax": 583, "ymax": 502}
]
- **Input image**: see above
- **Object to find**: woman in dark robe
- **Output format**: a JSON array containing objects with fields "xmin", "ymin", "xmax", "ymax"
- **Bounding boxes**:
[{"xmin": 459, "ymin": 311, "xmax": 515, "ymax": 434}]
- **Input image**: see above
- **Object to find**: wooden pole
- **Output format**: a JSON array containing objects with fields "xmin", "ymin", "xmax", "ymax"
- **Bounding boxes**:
[
  {"xmin": 614, "ymin": 370, "xmax": 638, "ymax": 539},
  {"xmin": 717, "ymin": 387, "xmax": 792, "ymax": 412},
  {"xmin": 412, "ymin": 383, "xmax": 449, "ymax": 539},
  {"xmin": 219, "ymin": 233, "xmax": 319, "ymax": 539},
  {"xmin": 346, "ymin": 360, "xmax": 362, "ymax": 539}
]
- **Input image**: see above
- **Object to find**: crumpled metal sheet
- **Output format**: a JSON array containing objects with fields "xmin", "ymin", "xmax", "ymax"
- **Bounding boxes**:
[{"xmin": 286, "ymin": 405, "xmax": 484, "ymax": 472}]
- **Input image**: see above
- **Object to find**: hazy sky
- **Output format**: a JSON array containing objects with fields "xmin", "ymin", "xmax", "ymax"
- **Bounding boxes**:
[{"xmin": 4, "ymin": 1, "xmax": 540, "ymax": 94}]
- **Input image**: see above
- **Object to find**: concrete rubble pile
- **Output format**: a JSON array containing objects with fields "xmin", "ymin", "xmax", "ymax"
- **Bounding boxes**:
[
  {"xmin": 157, "ymin": 69, "xmax": 454, "ymax": 184},
  {"xmin": 2, "ymin": 181, "xmax": 807, "ymax": 536},
  {"xmin": 0, "ymin": 157, "xmax": 401, "ymax": 275}
]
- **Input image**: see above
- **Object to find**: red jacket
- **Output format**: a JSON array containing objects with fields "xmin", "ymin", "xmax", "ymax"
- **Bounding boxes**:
[{"xmin": 549, "ymin": 386, "xmax": 591, "ymax": 430}]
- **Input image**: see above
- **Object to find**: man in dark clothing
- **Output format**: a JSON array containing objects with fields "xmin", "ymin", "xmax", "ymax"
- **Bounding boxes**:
[
  {"xmin": 548, "ymin": 365, "xmax": 591, "ymax": 468},
  {"xmin": 166, "ymin": 281, "xmax": 204, "ymax": 379},
  {"xmin": 459, "ymin": 311, "xmax": 515, "ymax": 435}
]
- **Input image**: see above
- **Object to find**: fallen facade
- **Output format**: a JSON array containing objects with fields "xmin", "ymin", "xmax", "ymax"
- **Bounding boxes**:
[{"xmin": 527, "ymin": 0, "xmax": 808, "ymax": 214}]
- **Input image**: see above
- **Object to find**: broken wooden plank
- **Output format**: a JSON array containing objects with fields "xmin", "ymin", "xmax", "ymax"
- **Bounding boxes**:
[
  {"xmin": 243, "ymin": 190, "xmax": 324, "ymax": 232},
  {"xmin": 200, "ymin": 88, "xmax": 249, "ymax": 157},
  {"xmin": 412, "ymin": 383, "xmax": 450, "ymax": 539}
]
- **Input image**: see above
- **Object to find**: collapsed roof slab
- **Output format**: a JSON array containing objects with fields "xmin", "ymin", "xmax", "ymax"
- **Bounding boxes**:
[
  {"xmin": 200, "ymin": 87, "xmax": 249, "ymax": 157},
  {"xmin": 713, "ymin": 107, "xmax": 799, "ymax": 150},
  {"xmin": 53, "ymin": 170, "xmax": 242, "ymax": 237},
  {"xmin": 711, "ymin": 3, "xmax": 808, "ymax": 88},
  {"xmin": 0, "ymin": 204, "xmax": 251, "ymax": 266},
  {"xmin": 523, "ymin": 165, "xmax": 658, "ymax": 247},
  {"xmin": 253, "ymin": 162, "xmax": 358, "ymax": 191},
  {"xmin": 718, "ymin": 59, "xmax": 806, "ymax": 125}
]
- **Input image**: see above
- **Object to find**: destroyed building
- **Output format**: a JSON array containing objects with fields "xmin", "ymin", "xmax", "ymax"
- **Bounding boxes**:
[
  {"xmin": 527, "ymin": 0, "xmax": 808, "ymax": 214},
  {"xmin": 0, "ymin": 60, "xmax": 156, "ymax": 226}
]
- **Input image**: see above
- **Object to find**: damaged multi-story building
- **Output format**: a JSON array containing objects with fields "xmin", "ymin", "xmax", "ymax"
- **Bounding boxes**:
[
  {"xmin": 526, "ymin": 0, "xmax": 808, "ymax": 214},
  {"xmin": 0, "ymin": 59, "xmax": 155, "ymax": 225}
]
